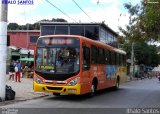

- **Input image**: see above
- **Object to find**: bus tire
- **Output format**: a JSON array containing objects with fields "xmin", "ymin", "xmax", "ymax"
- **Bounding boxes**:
[{"xmin": 53, "ymin": 93, "xmax": 60, "ymax": 96}]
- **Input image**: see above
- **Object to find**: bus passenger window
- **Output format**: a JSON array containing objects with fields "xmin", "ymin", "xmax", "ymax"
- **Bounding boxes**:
[
  {"xmin": 116, "ymin": 53, "xmax": 119, "ymax": 65},
  {"xmin": 108, "ymin": 51, "xmax": 112, "ymax": 65},
  {"xmin": 98, "ymin": 48, "xmax": 105, "ymax": 64},
  {"xmin": 83, "ymin": 46, "xmax": 90, "ymax": 71},
  {"xmin": 119, "ymin": 54, "xmax": 122, "ymax": 65},
  {"xmin": 105, "ymin": 50, "xmax": 109, "ymax": 64},
  {"xmin": 91, "ymin": 46, "xmax": 98, "ymax": 64}
]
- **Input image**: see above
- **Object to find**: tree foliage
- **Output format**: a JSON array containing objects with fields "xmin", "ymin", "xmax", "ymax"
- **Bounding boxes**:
[
  {"xmin": 8, "ymin": 23, "xmax": 19, "ymax": 30},
  {"xmin": 120, "ymin": 0, "xmax": 160, "ymax": 42},
  {"xmin": 140, "ymin": 0, "xmax": 160, "ymax": 41},
  {"xmin": 134, "ymin": 42, "xmax": 159, "ymax": 67},
  {"xmin": 119, "ymin": 2, "xmax": 142, "ymax": 42},
  {"xmin": 121, "ymin": 41, "xmax": 132, "ymax": 59},
  {"xmin": 122, "ymin": 41, "xmax": 160, "ymax": 67},
  {"xmin": 120, "ymin": 0, "xmax": 160, "ymax": 67},
  {"xmin": 8, "ymin": 18, "xmax": 67, "ymax": 30}
]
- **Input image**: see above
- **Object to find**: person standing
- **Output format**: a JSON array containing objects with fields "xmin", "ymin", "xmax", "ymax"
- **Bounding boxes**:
[
  {"xmin": 15, "ymin": 60, "xmax": 22, "ymax": 82},
  {"xmin": 9, "ymin": 61, "xmax": 15, "ymax": 82}
]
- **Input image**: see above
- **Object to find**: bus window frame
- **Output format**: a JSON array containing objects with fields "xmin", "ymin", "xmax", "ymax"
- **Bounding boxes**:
[
  {"xmin": 116, "ymin": 53, "xmax": 119, "ymax": 65},
  {"xmin": 82, "ymin": 44, "xmax": 90, "ymax": 71},
  {"xmin": 119, "ymin": 54, "xmax": 122, "ymax": 65},
  {"xmin": 91, "ymin": 45, "xmax": 98, "ymax": 64},
  {"xmin": 98, "ymin": 47, "xmax": 105, "ymax": 64},
  {"xmin": 111, "ymin": 51, "xmax": 116, "ymax": 65}
]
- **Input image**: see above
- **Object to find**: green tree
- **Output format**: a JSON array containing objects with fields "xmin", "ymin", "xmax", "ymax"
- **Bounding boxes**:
[
  {"xmin": 120, "ymin": 0, "xmax": 160, "ymax": 42},
  {"xmin": 51, "ymin": 18, "xmax": 67, "ymax": 22},
  {"xmin": 121, "ymin": 41, "xmax": 132, "ymax": 59},
  {"xmin": 120, "ymin": 0, "xmax": 160, "ymax": 68},
  {"xmin": 140, "ymin": 0, "xmax": 160, "ymax": 41},
  {"xmin": 119, "ymin": 2, "xmax": 143, "ymax": 42},
  {"xmin": 8, "ymin": 23, "xmax": 19, "ymax": 30},
  {"xmin": 32, "ymin": 23, "xmax": 40, "ymax": 30},
  {"xmin": 122, "ymin": 42, "xmax": 159, "ymax": 67},
  {"xmin": 8, "ymin": 18, "xmax": 67, "ymax": 30}
]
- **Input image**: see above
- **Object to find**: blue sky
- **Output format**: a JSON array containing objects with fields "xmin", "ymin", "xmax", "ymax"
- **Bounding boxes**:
[{"xmin": 8, "ymin": 0, "xmax": 141, "ymax": 32}]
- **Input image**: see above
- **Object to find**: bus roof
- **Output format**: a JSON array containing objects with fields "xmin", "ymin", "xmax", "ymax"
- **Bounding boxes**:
[{"xmin": 39, "ymin": 35, "xmax": 126, "ymax": 55}]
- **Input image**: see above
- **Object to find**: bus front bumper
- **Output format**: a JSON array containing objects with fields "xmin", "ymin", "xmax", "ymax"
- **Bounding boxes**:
[{"xmin": 33, "ymin": 81, "xmax": 81, "ymax": 95}]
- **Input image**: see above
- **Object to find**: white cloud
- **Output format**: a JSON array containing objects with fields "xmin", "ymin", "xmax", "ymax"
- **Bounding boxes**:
[
  {"xmin": 59, "ymin": 1, "xmax": 130, "ymax": 33},
  {"xmin": 8, "ymin": 0, "xmax": 43, "ymax": 24},
  {"xmin": 7, "ymin": 0, "xmax": 138, "ymax": 34}
]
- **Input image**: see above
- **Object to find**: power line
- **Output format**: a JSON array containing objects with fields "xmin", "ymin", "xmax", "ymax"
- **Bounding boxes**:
[
  {"xmin": 45, "ymin": 0, "xmax": 77, "ymax": 22},
  {"xmin": 72, "ymin": 0, "xmax": 95, "ymax": 22}
]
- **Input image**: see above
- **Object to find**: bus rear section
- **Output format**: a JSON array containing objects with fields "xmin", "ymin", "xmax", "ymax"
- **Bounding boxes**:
[{"xmin": 33, "ymin": 36, "xmax": 82, "ymax": 95}]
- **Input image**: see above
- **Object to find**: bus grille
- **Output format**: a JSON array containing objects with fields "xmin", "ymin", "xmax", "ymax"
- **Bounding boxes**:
[{"xmin": 46, "ymin": 87, "xmax": 63, "ymax": 91}]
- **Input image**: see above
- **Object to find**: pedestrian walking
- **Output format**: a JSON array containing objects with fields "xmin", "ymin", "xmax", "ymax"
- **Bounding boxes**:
[
  {"xmin": 15, "ymin": 60, "xmax": 22, "ymax": 82},
  {"xmin": 9, "ymin": 61, "xmax": 15, "ymax": 82}
]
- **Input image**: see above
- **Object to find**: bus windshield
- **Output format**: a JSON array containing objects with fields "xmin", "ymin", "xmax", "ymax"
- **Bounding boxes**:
[{"xmin": 35, "ymin": 37, "xmax": 80, "ymax": 74}]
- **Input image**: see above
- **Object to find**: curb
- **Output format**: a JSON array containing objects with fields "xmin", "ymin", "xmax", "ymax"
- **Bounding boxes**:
[
  {"xmin": 125, "ymin": 77, "xmax": 140, "ymax": 82},
  {"xmin": 0, "ymin": 94, "xmax": 50, "ymax": 106}
]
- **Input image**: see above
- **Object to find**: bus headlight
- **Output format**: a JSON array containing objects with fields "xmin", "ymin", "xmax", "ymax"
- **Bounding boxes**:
[
  {"xmin": 67, "ymin": 77, "xmax": 80, "ymax": 86},
  {"xmin": 34, "ymin": 76, "xmax": 43, "ymax": 84}
]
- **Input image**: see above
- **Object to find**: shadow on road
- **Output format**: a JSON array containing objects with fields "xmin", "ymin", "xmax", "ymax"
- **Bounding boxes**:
[{"xmin": 46, "ymin": 87, "xmax": 124, "ymax": 102}]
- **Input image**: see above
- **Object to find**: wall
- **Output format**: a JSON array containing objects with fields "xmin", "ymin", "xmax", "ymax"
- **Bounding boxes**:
[{"xmin": 8, "ymin": 31, "xmax": 40, "ymax": 50}]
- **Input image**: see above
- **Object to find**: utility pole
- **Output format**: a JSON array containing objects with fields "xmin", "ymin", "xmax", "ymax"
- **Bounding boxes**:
[
  {"xmin": 0, "ymin": 3, "xmax": 8, "ymax": 101},
  {"xmin": 130, "ymin": 42, "xmax": 134, "ymax": 80}
]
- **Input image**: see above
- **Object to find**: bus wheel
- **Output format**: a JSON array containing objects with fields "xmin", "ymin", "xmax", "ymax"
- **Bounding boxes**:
[{"xmin": 53, "ymin": 93, "xmax": 60, "ymax": 96}]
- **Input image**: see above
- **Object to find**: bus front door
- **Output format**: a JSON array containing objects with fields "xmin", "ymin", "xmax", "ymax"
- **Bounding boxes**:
[{"xmin": 81, "ymin": 44, "xmax": 91, "ymax": 94}]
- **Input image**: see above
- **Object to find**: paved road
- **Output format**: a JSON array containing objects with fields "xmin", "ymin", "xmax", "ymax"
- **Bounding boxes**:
[{"xmin": 1, "ymin": 78, "xmax": 160, "ymax": 114}]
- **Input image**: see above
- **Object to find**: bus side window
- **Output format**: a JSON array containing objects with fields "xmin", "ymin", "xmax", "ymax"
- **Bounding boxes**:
[
  {"xmin": 91, "ymin": 45, "xmax": 98, "ymax": 64},
  {"xmin": 98, "ymin": 48, "xmax": 105, "ymax": 64},
  {"xmin": 119, "ymin": 54, "xmax": 122, "ymax": 65},
  {"xmin": 108, "ymin": 51, "xmax": 112, "ymax": 65},
  {"xmin": 117, "ymin": 53, "xmax": 119, "ymax": 65},
  {"xmin": 115, "ymin": 53, "xmax": 117, "ymax": 65},
  {"xmin": 111, "ymin": 52, "xmax": 115, "ymax": 65},
  {"xmin": 105, "ymin": 50, "xmax": 109, "ymax": 64},
  {"xmin": 83, "ymin": 45, "xmax": 90, "ymax": 71}
]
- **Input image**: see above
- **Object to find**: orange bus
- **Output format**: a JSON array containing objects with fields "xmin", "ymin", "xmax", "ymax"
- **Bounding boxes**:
[{"xmin": 33, "ymin": 35, "xmax": 127, "ymax": 96}]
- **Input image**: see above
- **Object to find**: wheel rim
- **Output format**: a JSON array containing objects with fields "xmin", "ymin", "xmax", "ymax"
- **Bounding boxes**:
[
  {"xmin": 91, "ymin": 84, "xmax": 95, "ymax": 95},
  {"xmin": 116, "ymin": 81, "xmax": 119, "ymax": 88}
]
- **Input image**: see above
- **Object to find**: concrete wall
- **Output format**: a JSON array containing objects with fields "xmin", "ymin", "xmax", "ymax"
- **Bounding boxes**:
[{"xmin": 8, "ymin": 31, "xmax": 40, "ymax": 50}]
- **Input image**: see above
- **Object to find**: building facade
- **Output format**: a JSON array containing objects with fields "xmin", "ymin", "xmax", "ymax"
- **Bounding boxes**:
[
  {"xmin": 7, "ymin": 30, "xmax": 40, "ymax": 50},
  {"xmin": 40, "ymin": 22, "xmax": 119, "ymax": 48},
  {"xmin": 6, "ymin": 30, "xmax": 40, "ymax": 73}
]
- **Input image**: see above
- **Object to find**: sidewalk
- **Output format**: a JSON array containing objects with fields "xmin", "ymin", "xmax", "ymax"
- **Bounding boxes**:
[{"xmin": 1, "ymin": 75, "xmax": 51, "ymax": 104}]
